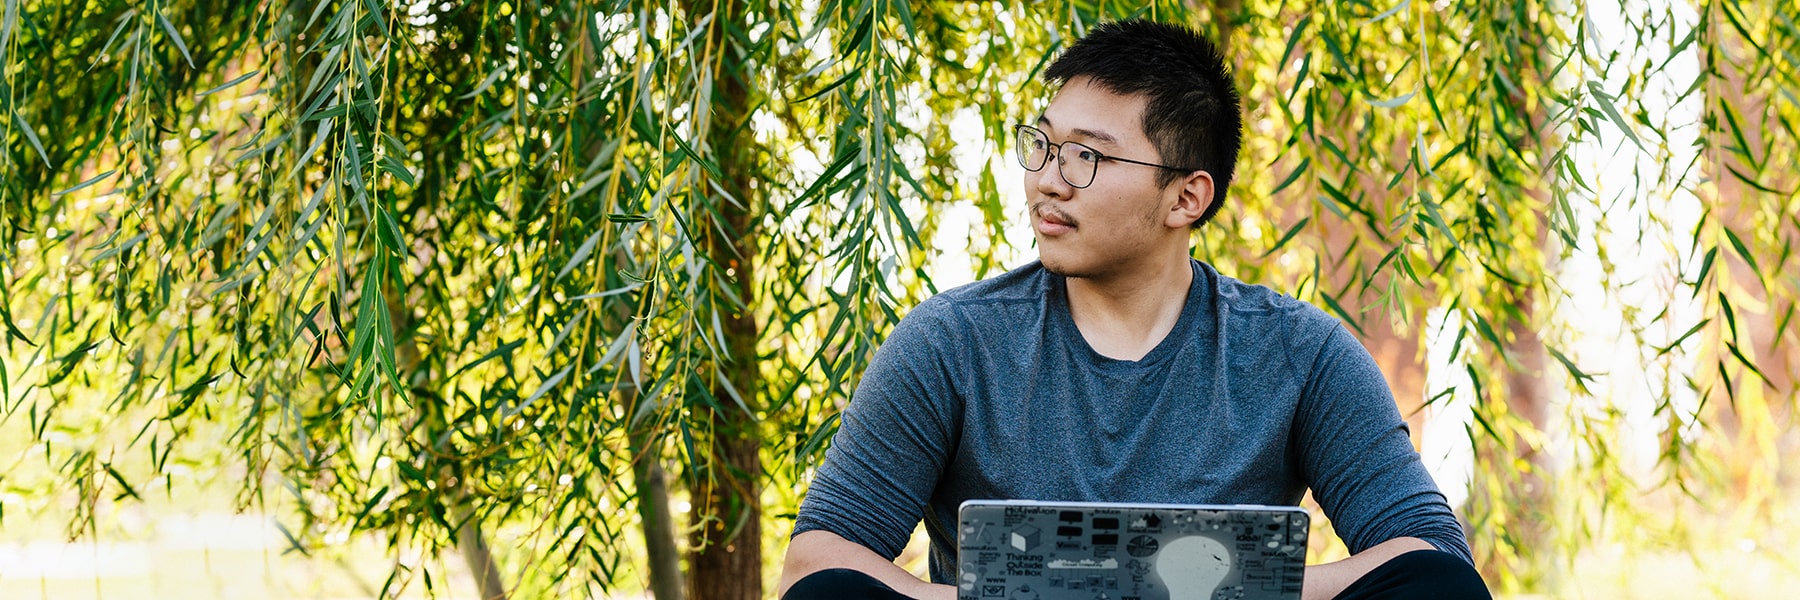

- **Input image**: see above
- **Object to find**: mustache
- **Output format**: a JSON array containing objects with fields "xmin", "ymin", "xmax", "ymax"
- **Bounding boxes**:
[{"xmin": 1030, "ymin": 203, "xmax": 1078, "ymax": 227}]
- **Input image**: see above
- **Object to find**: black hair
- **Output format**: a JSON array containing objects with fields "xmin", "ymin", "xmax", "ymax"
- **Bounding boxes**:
[{"xmin": 1044, "ymin": 19, "xmax": 1242, "ymax": 228}]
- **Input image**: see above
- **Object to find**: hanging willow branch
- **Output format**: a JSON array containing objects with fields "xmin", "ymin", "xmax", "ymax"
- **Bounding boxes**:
[{"xmin": 2, "ymin": 0, "xmax": 1795, "ymax": 597}]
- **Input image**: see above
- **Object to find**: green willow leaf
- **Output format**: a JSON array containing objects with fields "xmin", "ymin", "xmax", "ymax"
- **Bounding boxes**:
[
  {"xmin": 1369, "ymin": 89, "xmax": 1417, "ymax": 108},
  {"xmin": 510, "ymin": 365, "xmax": 574, "ymax": 419},
  {"xmin": 1317, "ymin": 290, "xmax": 1366, "ymax": 336},
  {"xmin": 1277, "ymin": 14, "xmax": 1311, "ymax": 68},
  {"xmin": 378, "ymin": 155, "xmax": 415, "ymax": 186},
  {"xmin": 1262, "ymin": 217, "xmax": 1310, "ymax": 258},
  {"xmin": 104, "ymin": 463, "xmax": 142, "ymax": 501},
  {"xmin": 11, "ymin": 109, "xmax": 50, "ymax": 167},
  {"xmin": 556, "ymin": 230, "xmax": 604, "ymax": 281},
  {"xmin": 1271, "ymin": 157, "xmax": 1311, "ymax": 195},
  {"xmin": 90, "ymin": 232, "xmax": 148, "ymax": 262},
  {"xmin": 1364, "ymin": 0, "xmax": 1410, "ymax": 25},
  {"xmin": 156, "ymin": 12, "xmax": 195, "ymax": 69},
  {"xmin": 1726, "ymin": 342, "xmax": 1775, "ymax": 387},
  {"xmin": 1546, "ymin": 346, "xmax": 1598, "ymax": 394},
  {"xmin": 1725, "ymin": 163, "xmax": 1789, "ymax": 194},
  {"xmin": 52, "ymin": 169, "xmax": 116, "ymax": 197},
  {"xmin": 1655, "ymin": 319, "xmax": 1711, "ymax": 357},
  {"xmin": 196, "ymin": 69, "xmax": 262, "ymax": 97},
  {"xmin": 0, "ymin": 0, "xmax": 17, "ymax": 62},
  {"xmin": 1721, "ymin": 227, "xmax": 1764, "ymax": 279},
  {"xmin": 1587, "ymin": 82, "xmax": 1646, "ymax": 151},
  {"xmin": 460, "ymin": 65, "xmax": 508, "ymax": 99}
]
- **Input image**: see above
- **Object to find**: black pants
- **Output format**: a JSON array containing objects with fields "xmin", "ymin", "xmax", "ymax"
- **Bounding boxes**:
[{"xmin": 783, "ymin": 549, "xmax": 1491, "ymax": 600}]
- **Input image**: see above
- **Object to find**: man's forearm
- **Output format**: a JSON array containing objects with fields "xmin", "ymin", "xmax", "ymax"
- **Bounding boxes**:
[
  {"xmin": 780, "ymin": 530, "xmax": 957, "ymax": 600},
  {"xmin": 1301, "ymin": 536, "xmax": 1435, "ymax": 600},
  {"xmin": 783, "ymin": 530, "xmax": 1435, "ymax": 600}
]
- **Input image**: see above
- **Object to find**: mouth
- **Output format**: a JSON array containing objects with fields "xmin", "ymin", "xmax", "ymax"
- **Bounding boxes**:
[{"xmin": 1032, "ymin": 204, "xmax": 1078, "ymax": 230}]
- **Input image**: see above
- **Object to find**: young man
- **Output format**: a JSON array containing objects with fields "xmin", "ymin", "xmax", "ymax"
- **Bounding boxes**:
[{"xmin": 778, "ymin": 20, "xmax": 1490, "ymax": 600}]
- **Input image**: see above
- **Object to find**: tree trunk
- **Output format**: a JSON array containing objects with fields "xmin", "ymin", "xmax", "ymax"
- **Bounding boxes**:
[
  {"xmin": 1701, "ymin": 12, "xmax": 1797, "ymax": 500},
  {"xmin": 1198, "ymin": 0, "xmax": 1243, "ymax": 57},
  {"xmin": 687, "ymin": 428, "xmax": 763, "ymax": 600},
  {"xmin": 455, "ymin": 504, "xmax": 509, "ymax": 600},
  {"xmin": 390, "ymin": 284, "xmax": 509, "ymax": 600},
  {"xmin": 1490, "ymin": 303, "xmax": 1552, "ymax": 589},
  {"xmin": 632, "ymin": 432, "xmax": 686, "ymax": 600},
  {"xmin": 685, "ymin": 0, "xmax": 764, "ymax": 598}
]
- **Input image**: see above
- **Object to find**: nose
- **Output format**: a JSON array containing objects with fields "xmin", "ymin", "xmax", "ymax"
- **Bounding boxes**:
[{"xmin": 1030, "ymin": 155, "xmax": 1073, "ymax": 200}]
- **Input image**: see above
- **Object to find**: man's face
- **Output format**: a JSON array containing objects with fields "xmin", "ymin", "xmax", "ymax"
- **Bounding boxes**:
[{"xmin": 1026, "ymin": 76, "xmax": 1183, "ymax": 279}]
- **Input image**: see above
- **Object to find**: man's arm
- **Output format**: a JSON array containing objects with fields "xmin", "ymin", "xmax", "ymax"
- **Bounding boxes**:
[
  {"xmin": 783, "ymin": 532, "xmax": 1432, "ymax": 600},
  {"xmin": 783, "ymin": 296, "xmax": 968, "ymax": 598},
  {"xmin": 779, "ymin": 530, "xmax": 955, "ymax": 599},
  {"xmin": 782, "ymin": 530, "xmax": 1433, "ymax": 600},
  {"xmin": 1290, "ymin": 325, "xmax": 1476, "ymax": 564},
  {"xmin": 1300, "ymin": 536, "xmax": 1434, "ymax": 600}
]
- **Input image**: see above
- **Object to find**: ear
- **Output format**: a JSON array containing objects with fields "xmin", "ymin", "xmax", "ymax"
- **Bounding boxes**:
[{"xmin": 1165, "ymin": 170, "xmax": 1214, "ymax": 228}]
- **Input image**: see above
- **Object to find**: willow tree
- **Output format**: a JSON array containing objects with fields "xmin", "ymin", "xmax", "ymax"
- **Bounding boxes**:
[
  {"xmin": 1186, "ymin": 0, "xmax": 1799, "ymax": 591},
  {"xmin": 0, "ymin": 0, "xmax": 938, "ymax": 597},
  {"xmin": 4, "ymin": 1, "xmax": 1797, "ymax": 599}
]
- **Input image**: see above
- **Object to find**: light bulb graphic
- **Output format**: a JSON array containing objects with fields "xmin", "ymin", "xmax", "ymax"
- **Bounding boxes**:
[{"xmin": 1153, "ymin": 536, "xmax": 1232, "ymax": 600}]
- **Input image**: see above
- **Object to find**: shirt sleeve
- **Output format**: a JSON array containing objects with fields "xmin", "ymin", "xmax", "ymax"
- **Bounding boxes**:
[
  {"xmin": 791, "ymin": 296, "xmax": 964, "ymax": 560},
  {"xmin": 1290, "ymin": 325, "xmax": 1475, "ymax": 566}
]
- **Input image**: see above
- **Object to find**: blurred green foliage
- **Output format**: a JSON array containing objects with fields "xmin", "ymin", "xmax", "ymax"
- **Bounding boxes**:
[{"xmin": 2, "ymin": 0, "xmax": 1796, "ymax": 598}]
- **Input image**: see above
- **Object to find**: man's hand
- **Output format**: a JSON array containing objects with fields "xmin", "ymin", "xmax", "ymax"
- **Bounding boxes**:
[
  {"xmin": 780, "ymin": 530, "xmax": 957, "ymax": 600},
  {"xmin": 1300, "ymin": 536, "xmax": 1435, "ymax": 600}
]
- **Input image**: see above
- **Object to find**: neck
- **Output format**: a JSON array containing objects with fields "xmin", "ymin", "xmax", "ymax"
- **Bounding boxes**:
[{"xmin": 1064, "ymin": 251, "xmax": 1195, "ymax": 361}]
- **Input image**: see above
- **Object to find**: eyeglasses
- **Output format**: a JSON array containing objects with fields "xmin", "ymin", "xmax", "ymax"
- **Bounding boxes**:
[{"xmin": 1013, "ymin": 124, "xmax": 1196, "ymax": 189}]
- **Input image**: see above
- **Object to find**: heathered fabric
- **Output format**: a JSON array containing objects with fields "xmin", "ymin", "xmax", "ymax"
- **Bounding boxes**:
[{"xmin": 792, "ymin": 259, "xmax": 1473, "ymax": 584}]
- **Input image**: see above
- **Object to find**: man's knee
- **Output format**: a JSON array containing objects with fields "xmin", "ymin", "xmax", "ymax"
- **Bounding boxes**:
[
  {"xmin": 1335, "ymin": 549, "xmax": 1492, "ymax": 600},
  {"xmin": 1395, "ymin": 549, "xmax": 1490, "ymax": 596},
  {"xmin": 783, "ymin": 568, "xmax": 914, "ymax": 600}
]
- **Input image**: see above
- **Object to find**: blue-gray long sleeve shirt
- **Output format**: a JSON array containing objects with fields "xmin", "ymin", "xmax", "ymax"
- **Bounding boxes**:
[{"xmin": 794, "ymin": 259, "xmax": 1472, "ymax": 584}]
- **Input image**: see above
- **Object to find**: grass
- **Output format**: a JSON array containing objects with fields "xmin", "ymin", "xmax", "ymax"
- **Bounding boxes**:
[
  {"xmin": 0, "ymin": 534, "xmax": 485, "ymax": 600},
  {"xmin": 3, "ymin": 505, "xmax": 1798, "ymax": 599}
]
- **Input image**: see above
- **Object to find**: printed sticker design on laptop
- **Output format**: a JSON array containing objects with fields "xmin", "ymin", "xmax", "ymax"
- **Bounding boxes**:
[{"xmin": 958, "ymin": 501, "xmax": 1308, "ymax": 600}]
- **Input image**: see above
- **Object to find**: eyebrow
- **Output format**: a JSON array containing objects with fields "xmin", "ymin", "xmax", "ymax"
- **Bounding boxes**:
[{"xmin": 1036, "ymin": 115, "xmax": 1120, "ymax": 149}]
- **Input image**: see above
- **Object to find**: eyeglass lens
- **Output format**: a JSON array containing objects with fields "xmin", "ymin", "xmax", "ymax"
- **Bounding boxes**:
[{"xmin": 1014, "ymin": 126, "xmax": 1098, "ymax": 188}]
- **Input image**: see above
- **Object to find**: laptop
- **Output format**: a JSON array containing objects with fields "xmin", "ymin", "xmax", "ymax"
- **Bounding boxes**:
[{"xmin": 956, "ymin": 500, "xmax": 1308, "ymax": 600}]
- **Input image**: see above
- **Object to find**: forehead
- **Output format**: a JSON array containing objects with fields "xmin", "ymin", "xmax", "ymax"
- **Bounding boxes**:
[{"xmin": 1038, "ymin": 76, "xmax": 1151, "ymax": 151}]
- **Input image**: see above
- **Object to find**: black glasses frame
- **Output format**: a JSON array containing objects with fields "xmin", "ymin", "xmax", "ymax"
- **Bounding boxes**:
[{"xmin": 1013, "ymin": 124, "xmax": 1196, "ymax": 189}]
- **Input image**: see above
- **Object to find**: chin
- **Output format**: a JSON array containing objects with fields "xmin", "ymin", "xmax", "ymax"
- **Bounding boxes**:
[{"xmin": 1038, "ymin": 253, "xmax": 1096, "ymax": 279}]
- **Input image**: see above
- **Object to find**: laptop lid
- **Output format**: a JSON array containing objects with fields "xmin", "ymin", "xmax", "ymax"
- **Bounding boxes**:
[{"xmin": 956, "ymin": 500, "xmax": 1308, "ymax": 600}]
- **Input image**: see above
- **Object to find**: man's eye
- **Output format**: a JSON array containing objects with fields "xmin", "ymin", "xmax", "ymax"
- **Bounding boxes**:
[
  {"xmin": 1031, "ymin": 139, "xmax": 1048, "ymax": 150},
  {"xmin": 1075, "ymin": 149, "xmax": 1102, "ymax": 164}
]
